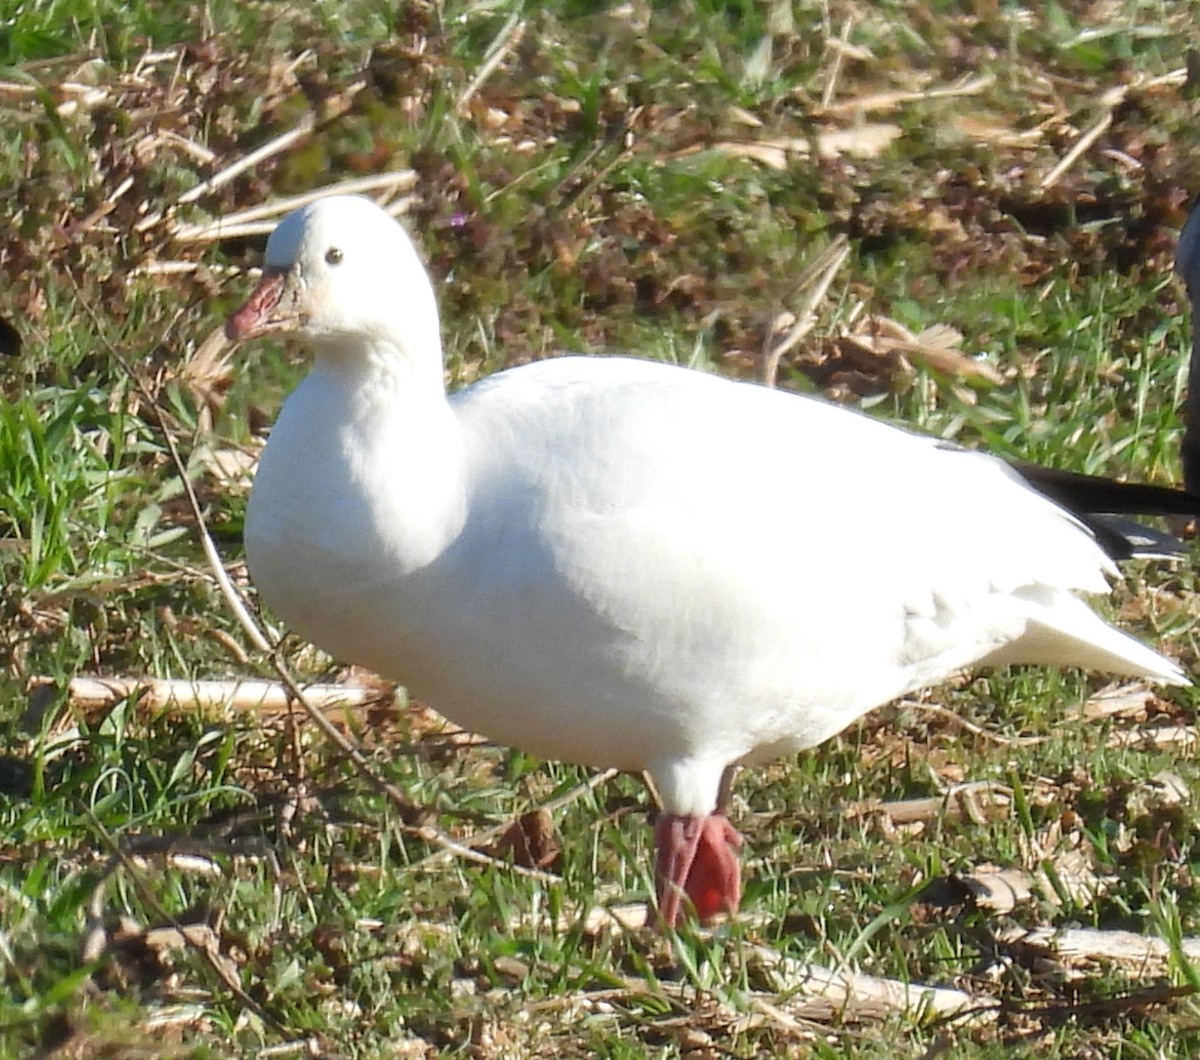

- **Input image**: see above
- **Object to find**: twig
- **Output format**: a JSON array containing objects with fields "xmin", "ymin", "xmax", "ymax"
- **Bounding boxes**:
[
  {"xmin": 749, "ymin": 945, "xmax": 997, "ymax": 1023},
  {"xmin": 748, "ymin": 995, "xmax": 821, "ymax": 1039},
  {"xmin": 130, "ymin": 260, "xmax": 245, "ymax": 277},
  {"xmin": 139, "ymin": 129, "xmax": 218, "ymax": 166},
  {"xmin": 27, "ymin": 674, "xmax": 383, "ymax": 714},
  {"xmin": 170, "ymin": 172, "xmax": 418, "ymax": 242},
  {"xmin": 850, "ymin": 781, "xmax": 1013, "ymax": 826},
  {"xmin": 1143, "ymin": 66, "xmax": 1187, "ymax": 88},
  {"xmin": 1040, "ymin": 108, "xmax": 1115, "ymax": 191},
  {"xmin": 817, "ymin": 73, "xmax": 993, "ymax": 117},
  {"xmin": 761, "ymin": 235, "xmax": 850, "ymax": 387},
  {"xmin": 820, "ymin": 18, "xmax": 855, "ymax": 110},
  {"xmin": 1106, "ymin": 724, "xmax": 1198, "ymax": 750},
  {"xmin": 999, "ymin": 924, "xmax": 1200, "ymax": 969},
  {"xmin": 132, "ymin": 46, "xmax": 183, "ymax": 78},
  {"xmin": 175, "ymin": 116, "xmax": 315, "ymax": 207},
  {"xmin": 456, "ymin": 14, "xmax": 526, "ymax": 115},
  {"xmin": 903, "ymin": 700, "xmax": 1046, "ymax": 746}
]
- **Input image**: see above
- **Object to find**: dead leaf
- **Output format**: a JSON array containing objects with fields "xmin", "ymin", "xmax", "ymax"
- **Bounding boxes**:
[
  {"xmin": 958, "ymin": 864, "xmax": 1034, "ymax": 913},
  {"xmin": 489, "ymin": 808, "xmax": 561, "ymax": 869},
  {"xmin": 192, "ymin": 443, "xmax": 259, "ymax": 489},
  {"xmin": 1026, "ymin": 818, "xmax": 1113, "ymax": 907},
  {"xmin": 1128, "ymin": 769, "xmax": 1190, "ymax": 816},
  {"xmin": 1071, "ymin": 682, "xmax": 1155, "ymax": 720},
  {"xmin": 843, "ymin": 315, "xmax": 1004, "ymax": 385},
  {"xmin": 180, "ymin": 323, "xmax": 235, "ymax": 428}
]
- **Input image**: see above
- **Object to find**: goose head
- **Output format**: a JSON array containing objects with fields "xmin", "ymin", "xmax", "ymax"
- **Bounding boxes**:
[{"xmin": 226, "ymin": 195, "xmax": 441, "ymax": 368}]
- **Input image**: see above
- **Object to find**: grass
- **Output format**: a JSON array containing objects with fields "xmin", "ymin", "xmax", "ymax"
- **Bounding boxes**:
[{"xmin": 3, "ymin": 0, "xmax": 1200, "ymax": 1055}]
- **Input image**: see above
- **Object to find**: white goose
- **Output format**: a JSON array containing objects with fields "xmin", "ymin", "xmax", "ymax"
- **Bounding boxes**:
[{"xmin": 227, "ymin": 194, "xmax": 1187, "ymax": 928}]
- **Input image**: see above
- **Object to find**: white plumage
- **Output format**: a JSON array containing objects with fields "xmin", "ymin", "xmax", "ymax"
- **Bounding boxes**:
[{"xmin": 228, "ymin": 194, "xmax": 1185, "ymax": 926}]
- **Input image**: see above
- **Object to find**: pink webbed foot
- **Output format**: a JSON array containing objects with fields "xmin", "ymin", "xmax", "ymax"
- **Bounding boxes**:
[{"xmin": 653, "ymin": 812, "xmax": 743, "ymax": 929}]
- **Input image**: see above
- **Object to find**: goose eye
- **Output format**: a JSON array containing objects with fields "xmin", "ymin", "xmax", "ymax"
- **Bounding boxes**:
[{"xmin": 325, "ymin": 247, "xmax": 344, "ymax": 265}]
